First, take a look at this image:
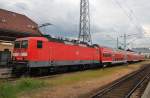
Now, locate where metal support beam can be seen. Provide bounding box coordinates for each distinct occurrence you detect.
[78,0,92,44]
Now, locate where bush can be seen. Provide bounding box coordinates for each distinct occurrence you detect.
[16,78,46,91]
[0,83,17,98]
[0,78,46,98]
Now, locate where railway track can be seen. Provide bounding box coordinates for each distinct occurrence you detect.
[0,68,70,82]
[91,64,150,98]
[0,68,12,79]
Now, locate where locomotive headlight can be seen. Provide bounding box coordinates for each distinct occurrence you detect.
[21,52,28,56]
[13,53,19,56]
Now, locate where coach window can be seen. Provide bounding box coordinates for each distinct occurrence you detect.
[37,40,43,48]
[103,53,111,57]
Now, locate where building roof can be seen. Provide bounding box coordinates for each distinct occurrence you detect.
[132,48,150,53]
[0,9,42,41]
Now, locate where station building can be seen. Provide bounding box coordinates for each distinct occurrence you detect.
[0,8,42,66]
[132,48,150,59]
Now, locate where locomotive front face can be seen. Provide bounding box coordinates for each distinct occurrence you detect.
[12,37,49,68]
[13,40,28,61]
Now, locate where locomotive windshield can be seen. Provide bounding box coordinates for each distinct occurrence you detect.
[21,40,28,48]
[14,41,21,48]
[14,40,28,48]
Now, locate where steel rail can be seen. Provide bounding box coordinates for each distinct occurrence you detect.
[91,65,150,98]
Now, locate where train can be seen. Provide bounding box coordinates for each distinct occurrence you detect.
[11,35,145,76]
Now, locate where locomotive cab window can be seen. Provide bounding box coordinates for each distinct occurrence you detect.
[21,40,28,48]
[37,40,43,48]
[14,41,21,48]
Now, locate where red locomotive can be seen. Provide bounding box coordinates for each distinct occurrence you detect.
[12,36,145,75]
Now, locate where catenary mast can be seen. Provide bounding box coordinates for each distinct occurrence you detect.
[78,0,92,44]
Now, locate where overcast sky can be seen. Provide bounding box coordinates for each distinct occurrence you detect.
[1,0,150,48]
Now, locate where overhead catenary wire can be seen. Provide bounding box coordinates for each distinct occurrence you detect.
[110,0,146,49]
[111,0,144,35]
[123,2,144,32]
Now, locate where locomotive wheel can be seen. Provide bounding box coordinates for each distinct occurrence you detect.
[103,64,107,68]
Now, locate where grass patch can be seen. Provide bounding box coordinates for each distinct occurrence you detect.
[0,78,47,98]
[45,61,149,86]
[46,66,126,86]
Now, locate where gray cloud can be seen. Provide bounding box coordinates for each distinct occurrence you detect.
[0,0,150,48]
[13,2,29,10]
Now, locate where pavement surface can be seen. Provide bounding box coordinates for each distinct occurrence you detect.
[142,81,150,98]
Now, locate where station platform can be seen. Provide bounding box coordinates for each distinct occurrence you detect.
[142,81,150,98]
[0,68,11,78]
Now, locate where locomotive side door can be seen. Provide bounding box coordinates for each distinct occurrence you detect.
[49,46,53,66]
[93,47,100,65]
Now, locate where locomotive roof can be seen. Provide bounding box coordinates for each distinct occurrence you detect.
[43,35,96,48]
[16,37,48,41]
[16,36,97,48]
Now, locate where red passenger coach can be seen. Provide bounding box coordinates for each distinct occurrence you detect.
[140,55,145,61]
[127,52,135,62]
[112,50,126,64]
[99,47,113,66]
